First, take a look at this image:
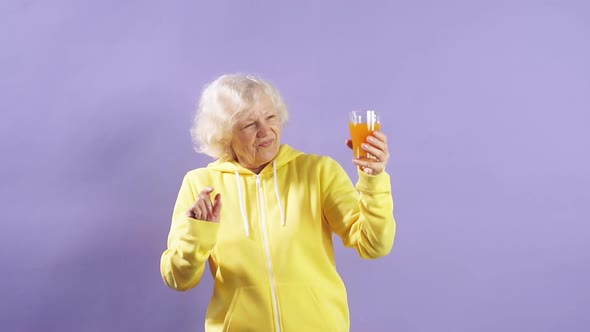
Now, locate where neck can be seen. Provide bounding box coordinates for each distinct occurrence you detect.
[248,162,269,174]
[233,158,270,174]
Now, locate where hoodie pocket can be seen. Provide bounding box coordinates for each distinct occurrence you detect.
[222,286,274,332]
[276,283,336,332]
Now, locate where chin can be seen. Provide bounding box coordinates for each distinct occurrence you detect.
[263,147,279,160]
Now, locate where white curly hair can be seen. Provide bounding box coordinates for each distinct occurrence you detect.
[190,73,289,160]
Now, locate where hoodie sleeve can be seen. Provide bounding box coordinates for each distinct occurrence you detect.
[160,173,220,291]
[321,157,396,259]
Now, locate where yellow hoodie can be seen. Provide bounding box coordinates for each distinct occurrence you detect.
[160,144,396,332]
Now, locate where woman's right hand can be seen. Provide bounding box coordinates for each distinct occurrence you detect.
[186,187,222,222]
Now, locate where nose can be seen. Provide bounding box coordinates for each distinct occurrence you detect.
[257,123,269,137]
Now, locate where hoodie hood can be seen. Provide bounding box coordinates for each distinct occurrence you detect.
[206,144,303,237]
[206,144,303,175]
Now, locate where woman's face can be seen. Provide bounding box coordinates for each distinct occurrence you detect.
[230,97,281,173]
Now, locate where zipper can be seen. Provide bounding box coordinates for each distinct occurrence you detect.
[256,175,281,332]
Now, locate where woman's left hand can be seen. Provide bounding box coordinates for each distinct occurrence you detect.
[346,131,390,175]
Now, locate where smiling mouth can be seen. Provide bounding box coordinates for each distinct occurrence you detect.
[258,140,273,147]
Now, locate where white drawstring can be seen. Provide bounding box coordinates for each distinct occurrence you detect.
[234,162,285,237]
[234,171,250,237]
[273,161,285,227]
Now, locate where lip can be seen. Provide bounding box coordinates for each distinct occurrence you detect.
[258,139,273,147]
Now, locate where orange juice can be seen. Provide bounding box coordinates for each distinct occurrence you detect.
[349,121,380,160]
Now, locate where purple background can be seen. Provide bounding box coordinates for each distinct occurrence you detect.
[2,0,589,331]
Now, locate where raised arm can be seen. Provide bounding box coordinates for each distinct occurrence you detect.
[160,175,221,291]
[321,158,396,259]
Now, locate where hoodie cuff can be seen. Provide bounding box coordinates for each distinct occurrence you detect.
[185,218,220,249]
[356,169,392,193]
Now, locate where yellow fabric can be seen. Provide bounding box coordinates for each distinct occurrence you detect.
[160,144,396,332]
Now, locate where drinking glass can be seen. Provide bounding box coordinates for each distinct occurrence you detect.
[348,110,380,160]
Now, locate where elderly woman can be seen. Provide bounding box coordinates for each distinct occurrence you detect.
[160,74,396,332]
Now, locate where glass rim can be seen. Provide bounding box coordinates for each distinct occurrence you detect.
[349,109,378,114]
[349,110,379,123]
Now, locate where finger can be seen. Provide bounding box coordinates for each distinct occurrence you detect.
[187,207,201,219]
[352,158,381,168]
[195,198,211,220]
[366,135,388,153]
[186,208,195,218]
[362,166,374,175]
[199,187,214,216]
[202,198,213,218]
[187,200,201,218]
[344,139,353,150]
[192,204,205,219]
[361,143,388,162]
[372,131,388,143]
[212,193,222,221]
[200,186,214,194]
[352,158,384,175]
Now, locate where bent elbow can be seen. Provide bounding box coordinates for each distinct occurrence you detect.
[360,240,394,259]
[360,223,396,259]
[161,269,200,292]
[160,253,201,291]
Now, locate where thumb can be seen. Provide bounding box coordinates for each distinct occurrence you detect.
[345,139,353,150]
[212,193,222,220]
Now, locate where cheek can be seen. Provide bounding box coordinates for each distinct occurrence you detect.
[272,126,281,137]
[239,134,256,150]
[236,132,253,144]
